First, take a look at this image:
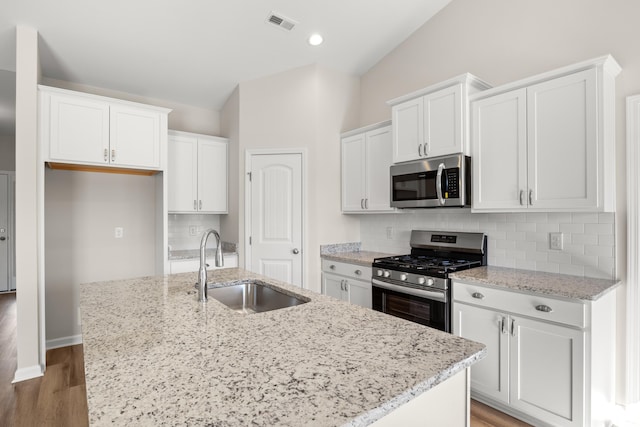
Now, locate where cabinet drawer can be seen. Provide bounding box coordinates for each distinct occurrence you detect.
[321,259,372,280]
[453,281,586,328]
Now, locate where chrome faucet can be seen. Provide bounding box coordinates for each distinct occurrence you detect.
[198,228,224,302]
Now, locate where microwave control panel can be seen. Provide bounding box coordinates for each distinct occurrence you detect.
[444,168,460,199]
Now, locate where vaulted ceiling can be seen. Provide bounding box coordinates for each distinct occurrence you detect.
[0,0,451,115]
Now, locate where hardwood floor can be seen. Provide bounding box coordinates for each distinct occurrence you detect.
[0,292,88,427]
[1,291,530,426]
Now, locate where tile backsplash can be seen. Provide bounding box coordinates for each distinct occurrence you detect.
[168,214,221,251]
[360,210,616,279]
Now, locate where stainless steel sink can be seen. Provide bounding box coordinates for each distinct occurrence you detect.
[207,280,309,314]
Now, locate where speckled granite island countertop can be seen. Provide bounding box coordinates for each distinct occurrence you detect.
[450,266,620,301]
[80,268,485,426]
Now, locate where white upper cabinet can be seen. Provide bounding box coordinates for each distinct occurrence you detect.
[471,55,621,212]
[388,74,491,163]
[40,85,170,171]
[168,130,228,214]
[341,121,394,213]
[110,104,162,169]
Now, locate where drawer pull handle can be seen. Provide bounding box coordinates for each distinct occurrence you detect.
[472,292,485,300]
[355,269,362,276]
[330,265,336,270]
[500,317,507,334]
[535,304,553,313]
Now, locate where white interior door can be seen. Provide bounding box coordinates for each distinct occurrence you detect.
[248,153,303,286]
[0,174,9,291]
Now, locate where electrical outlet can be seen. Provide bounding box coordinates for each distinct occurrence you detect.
[189,226,197,236]
[386,226,394,239]
[549,232,563,250]
[114,227,124,238]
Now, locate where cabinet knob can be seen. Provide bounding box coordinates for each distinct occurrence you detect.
[329,264,336,270]
[472,292,485,300]
[354,269,361,275]
[104,148,108,162]
[0,236,6,241]
[535,304,553,313]
[292,248,299,255]
[111,149,116,162]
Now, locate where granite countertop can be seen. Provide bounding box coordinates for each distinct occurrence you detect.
[320,251,394,267]
[319,242,397,267]
[80,268,485,426]
[450,266,621,301]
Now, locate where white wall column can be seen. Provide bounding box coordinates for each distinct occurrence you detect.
[13,25,44,382]
[625,94,640,406]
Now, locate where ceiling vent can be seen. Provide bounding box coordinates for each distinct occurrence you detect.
[266,12,297,31]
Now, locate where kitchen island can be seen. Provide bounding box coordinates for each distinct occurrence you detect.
[80,268,485,426]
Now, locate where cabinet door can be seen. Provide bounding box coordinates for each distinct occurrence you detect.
[510,316,584,427]
[392,97,423,163]
[527,69,597,210]
[48,92,109,164]
[110,104,161,169]
[364,126,393,212]
[168,135,198,212]
[341,133,366,212]
[198,138,228,213]
[322,272,346,301]
[424,84,462,157]
[453,303,509,403]
[471,89,528,211]
[345,278,372,309]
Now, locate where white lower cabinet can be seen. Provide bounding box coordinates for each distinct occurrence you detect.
[453,280,615,427]
[321,259,372,308]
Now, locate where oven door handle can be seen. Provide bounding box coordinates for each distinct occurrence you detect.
[372,278,447,303]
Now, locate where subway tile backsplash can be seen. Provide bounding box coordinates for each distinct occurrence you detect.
[359,210,616,280]
[168,214,221,251]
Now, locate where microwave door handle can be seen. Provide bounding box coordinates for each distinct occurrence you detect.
[436,163,445,205]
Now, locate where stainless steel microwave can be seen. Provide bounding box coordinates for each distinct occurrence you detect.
[390,153,471,208]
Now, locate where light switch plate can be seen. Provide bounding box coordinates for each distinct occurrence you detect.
[549,232,563,250]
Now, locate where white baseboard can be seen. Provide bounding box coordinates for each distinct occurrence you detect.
[12,365,44,383]
[46,334,83,350]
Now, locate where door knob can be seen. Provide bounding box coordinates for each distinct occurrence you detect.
[292,248,299,254]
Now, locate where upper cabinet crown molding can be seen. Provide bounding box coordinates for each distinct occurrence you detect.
[387,73,492,163]
[469,55,621,102]
[39,85,171,173]
[471,55,620,213]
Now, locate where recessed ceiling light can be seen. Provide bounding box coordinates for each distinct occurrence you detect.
[308,33,324,46]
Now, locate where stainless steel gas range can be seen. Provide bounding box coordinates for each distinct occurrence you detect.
[372,230,487,332]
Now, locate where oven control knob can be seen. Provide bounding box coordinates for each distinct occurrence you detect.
[400,274,407,281]
[383,270,390,278]
[417,277,426,285]
[426,278,435,287]
[376,269,383,277]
